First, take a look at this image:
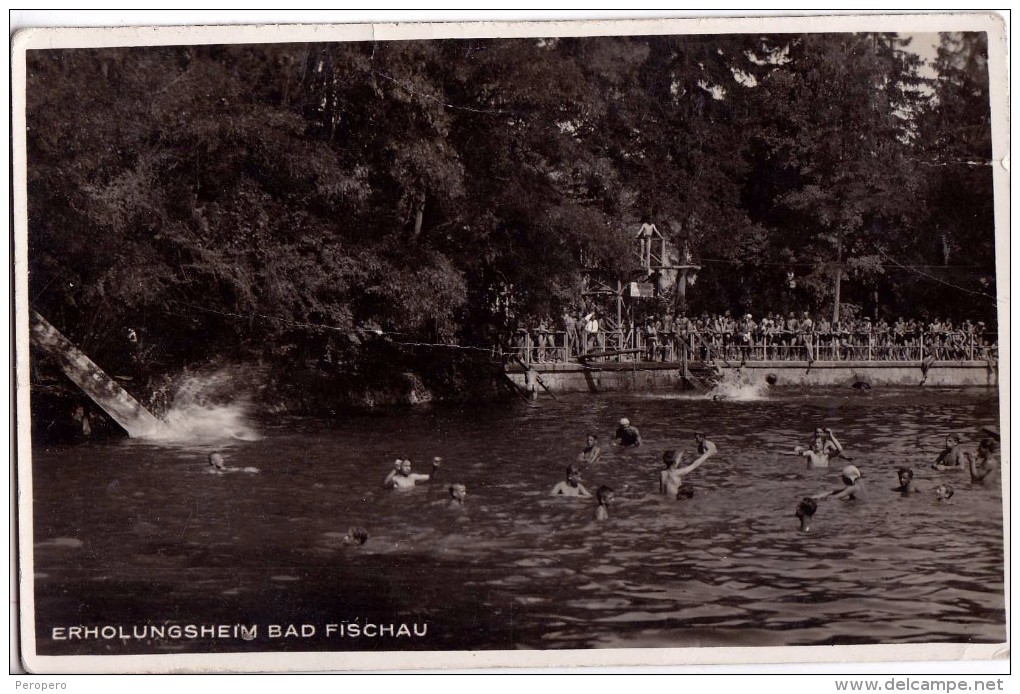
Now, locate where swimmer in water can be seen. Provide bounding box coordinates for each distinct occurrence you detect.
[692,432,718,467]
[812,465,866,501]
[383,456,440,490]
[933,484,955,501]
[594,485,614,521]
[967,438,999,486]
[810,427,839,454]
[578,433,602,465]
[343,527,369,546]
[791,428,843,469]
[208,452,226,473]
[795,497,817,532]
[207,452,259,474]
[893,467,922,496]
[550,464,591,497]
[613,418,642,447]
[447,483,467,509]
[659,449,710,500]
[932,433,966,471]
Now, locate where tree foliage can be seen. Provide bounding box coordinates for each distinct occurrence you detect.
[24,31,998,387]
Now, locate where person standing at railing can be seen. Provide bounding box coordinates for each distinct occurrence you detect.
[800,311,814,362]
[756,315,770,360]
[661,311,675,362]
[830,321,844,361]
[583,311,599,354]
[893,318,907,361]
[514,327,530,365]
[692,314,705,360]
[562,309,578,360]
[947,328,965,360]
[574,311,588,358]
[737,313,755,364]
[643,317,658,362]
[974,321,987,356]
[875,318,891,359]
[815,315,831,361]
[861,317,872,361]
[927,319,941,360]
[535,317,550,363]
[709,312,723,353]
[783,312,799,360]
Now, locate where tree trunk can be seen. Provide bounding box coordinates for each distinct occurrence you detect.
[832,230,843,324]
[412,194,425,240]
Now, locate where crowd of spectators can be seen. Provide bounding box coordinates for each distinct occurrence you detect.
[511,309,997,364]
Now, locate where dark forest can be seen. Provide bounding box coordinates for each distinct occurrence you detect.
[25,32,997,406]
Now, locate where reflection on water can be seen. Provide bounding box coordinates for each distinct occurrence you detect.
[31,386,1004,653]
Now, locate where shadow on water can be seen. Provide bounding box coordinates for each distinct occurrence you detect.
[31,386,1004,654]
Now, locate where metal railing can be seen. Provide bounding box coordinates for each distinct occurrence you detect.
[503,329,997,367]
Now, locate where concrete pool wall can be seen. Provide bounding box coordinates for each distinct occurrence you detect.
[506,361,998,393]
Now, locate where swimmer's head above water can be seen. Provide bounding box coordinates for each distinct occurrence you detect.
[344,527,369,546]
[896,467,914,486]
[209,452,226,471]
[565,464,582,486]
[796,497,817,532]
[841,465,862,486]
[934,484,954,501]
[662,450,682,468]
[596,485,614,506]
[448,483,467,502]
[796,497,817,519]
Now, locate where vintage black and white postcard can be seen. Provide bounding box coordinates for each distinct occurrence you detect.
[13,12,1009,673]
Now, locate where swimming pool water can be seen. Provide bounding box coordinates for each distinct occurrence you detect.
[29,386,1005,653]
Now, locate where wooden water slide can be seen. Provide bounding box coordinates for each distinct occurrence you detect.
[29,310,161,437]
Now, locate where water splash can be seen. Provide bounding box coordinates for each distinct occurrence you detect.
[139,368,261,444]
[708,369,770,401]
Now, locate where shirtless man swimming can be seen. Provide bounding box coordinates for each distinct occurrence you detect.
[593,485,614,521]
[932,434,967,471]
[578,433,602,465]
[791,428,843,469]
[551,464,592,497]
[968,438,999,486]
[447,483,468,509]
[383,457,440,490]
[659,449,711,500]
[207,452,259,474]
[892,467,922,496]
